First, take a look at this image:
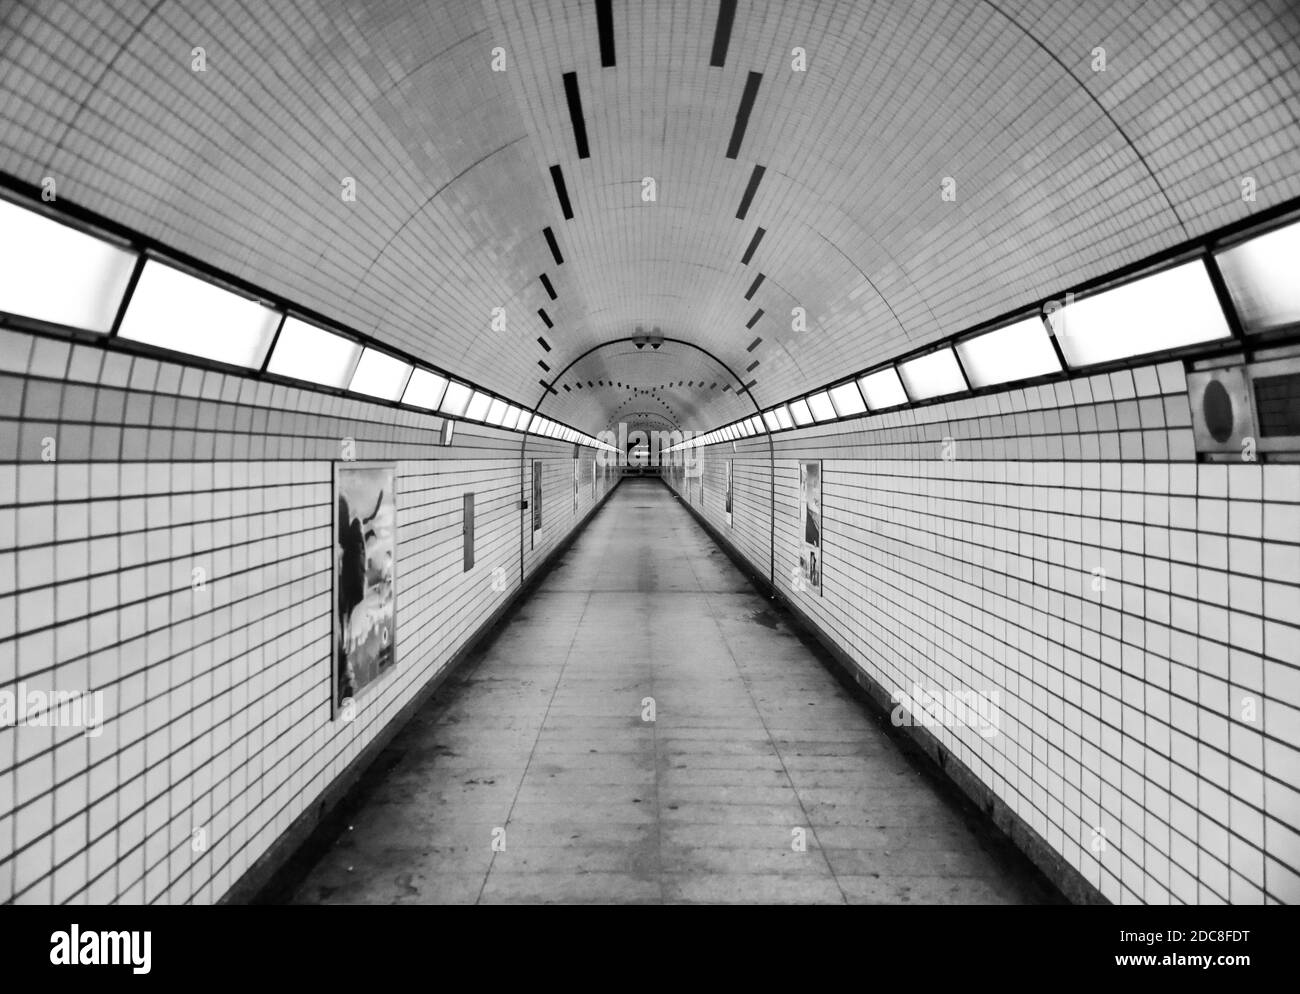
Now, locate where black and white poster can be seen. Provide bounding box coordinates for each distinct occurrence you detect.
[725,458,733,527]
[334,462,398,714]
[799,460,822,594]
[532,459,542,547]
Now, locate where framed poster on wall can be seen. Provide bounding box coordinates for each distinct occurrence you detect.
[725,459,733,527]
[573,458,579,513]
[799,460,822,595]
[531,459,542,548]
[333,462,398,717]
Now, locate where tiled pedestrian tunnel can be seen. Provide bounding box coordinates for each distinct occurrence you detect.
[288,479,1058,905]
[1,0,1299,906]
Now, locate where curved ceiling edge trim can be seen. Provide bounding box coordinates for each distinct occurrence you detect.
[516,336,777,584]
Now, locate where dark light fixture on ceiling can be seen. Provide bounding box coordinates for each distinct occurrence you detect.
[632,325,663,350]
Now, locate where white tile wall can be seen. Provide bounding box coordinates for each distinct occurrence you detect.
[0,327,614,904]
[670,359,1300,905]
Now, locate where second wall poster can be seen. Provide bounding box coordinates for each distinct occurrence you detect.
[725,459,733,527]
[532,460,542,548]
[799,460,822,594]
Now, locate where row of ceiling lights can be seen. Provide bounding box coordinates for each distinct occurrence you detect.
[0,191,617,453]
[671,209,1300,450]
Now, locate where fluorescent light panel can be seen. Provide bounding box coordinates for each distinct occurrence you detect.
[1048,260,1232,367]
[857,367,907,410]
[957,317,1060,388]
[267,316,360,388]
[1215,220,1300,334]
[0,198,138,333]
[118,259,280,369]
[402,368,449,410]
[788,397,813,425]
[898,347,966,401]
[349,347,412,401]
[440,381,473,417]
[806,391,835,421]
[829,381,867,416]
[465,391,492,422]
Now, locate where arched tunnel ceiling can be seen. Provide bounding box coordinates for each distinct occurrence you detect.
[2,0,1298,434]
[556,340,752,432]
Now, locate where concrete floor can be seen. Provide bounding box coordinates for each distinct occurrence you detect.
[291,478,1058,904]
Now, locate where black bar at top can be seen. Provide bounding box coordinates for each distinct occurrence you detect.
[550,164,574,220]
[544,226,564,264]
[596,0,615,67]
[736,164,765,219]
[726,71,762,159]
[563,72,590,159]
[710,0,738,67]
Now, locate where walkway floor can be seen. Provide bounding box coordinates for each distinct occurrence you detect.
[290,477,1058,904]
